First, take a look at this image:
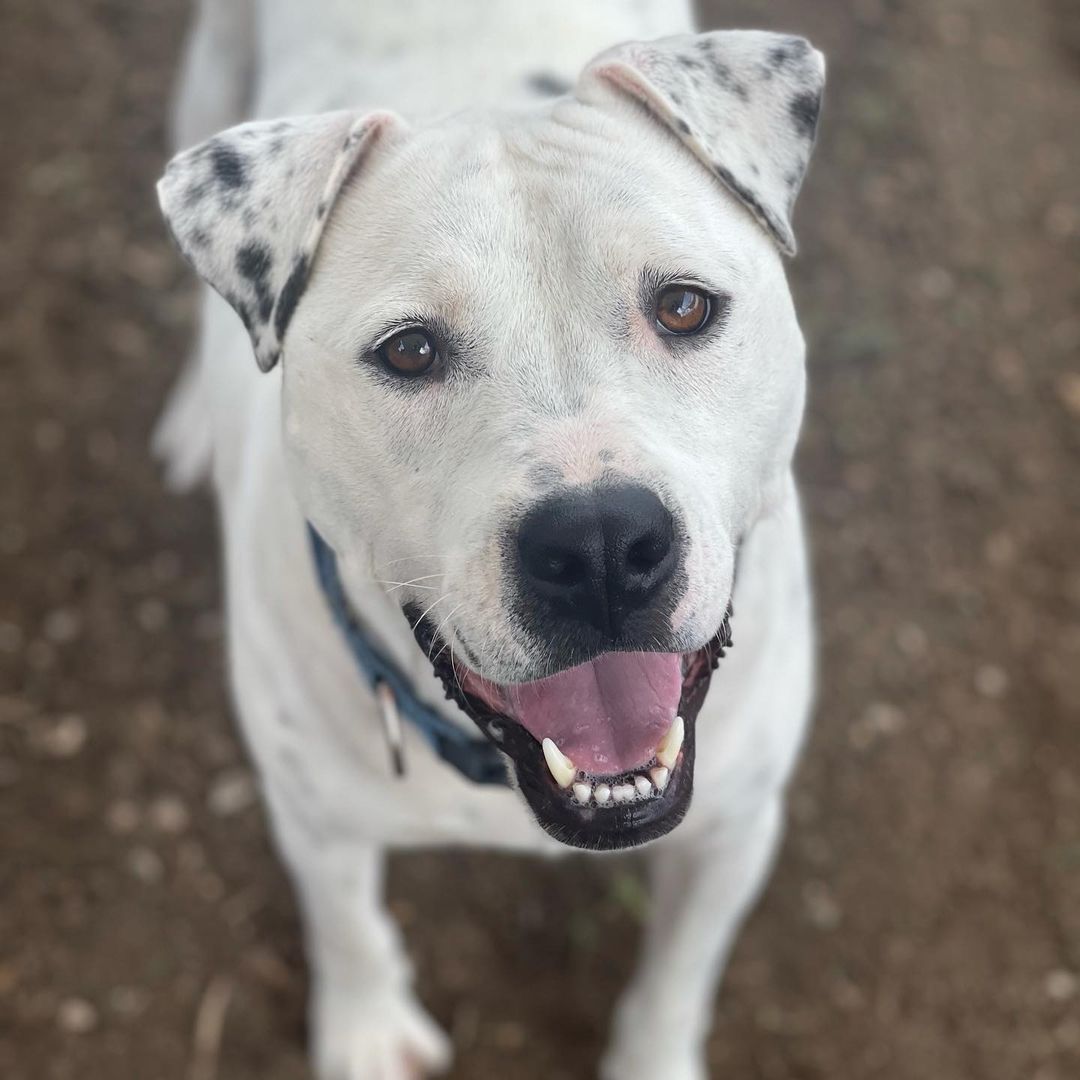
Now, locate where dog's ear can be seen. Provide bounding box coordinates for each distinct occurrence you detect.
[579,31,825,256]
[157,110,398,371]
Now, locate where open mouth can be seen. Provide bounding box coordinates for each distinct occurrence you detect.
[408,606,733,851]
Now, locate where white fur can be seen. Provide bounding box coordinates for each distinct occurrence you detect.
[158,1,822,1076]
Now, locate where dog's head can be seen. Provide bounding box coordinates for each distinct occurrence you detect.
[159,31,824,850]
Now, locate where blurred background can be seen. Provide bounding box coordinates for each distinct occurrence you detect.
[2,0,1079,1077]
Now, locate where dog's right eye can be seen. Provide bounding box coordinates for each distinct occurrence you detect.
[377,329,440,377]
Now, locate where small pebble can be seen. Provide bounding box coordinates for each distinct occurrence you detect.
[1046,969,1078,1002]
[974,664,1009,699]
[127,845,164,884]
[208,769,257,817]
[803,880,842,930]
[849,702,906,750]
[149,794,190,834]
[57,997,98,1035]
[36,715,87,758]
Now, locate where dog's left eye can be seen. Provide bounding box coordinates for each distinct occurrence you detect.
[377,329,440,377]
[655,286,712,336]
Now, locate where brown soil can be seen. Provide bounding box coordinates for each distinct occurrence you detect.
[2,1,1079,1078]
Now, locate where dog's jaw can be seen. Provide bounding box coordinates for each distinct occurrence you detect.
[406,603,732,850]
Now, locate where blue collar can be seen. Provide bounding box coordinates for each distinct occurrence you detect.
[307,525,509,786]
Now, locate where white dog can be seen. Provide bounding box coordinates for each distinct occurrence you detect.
[155,1,824,1076]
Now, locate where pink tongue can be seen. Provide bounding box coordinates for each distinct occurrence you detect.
[506,652,682,775]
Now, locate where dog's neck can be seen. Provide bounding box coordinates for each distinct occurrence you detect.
[251,0,694,118]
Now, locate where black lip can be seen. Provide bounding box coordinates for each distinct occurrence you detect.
[405,605,733,851]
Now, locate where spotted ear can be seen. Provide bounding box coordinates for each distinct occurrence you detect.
[580,31,825,256]
[157,110,398,371]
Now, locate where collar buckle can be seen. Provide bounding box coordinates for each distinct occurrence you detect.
[374,679,406,778]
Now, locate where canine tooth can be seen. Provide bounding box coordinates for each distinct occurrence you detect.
[650,766,670,792]
[594,784,611,805]
[542,738,576,789]
[573,782,592,805]
[613,783,635,804]
[634,775,652,797]
[656,715,685,769]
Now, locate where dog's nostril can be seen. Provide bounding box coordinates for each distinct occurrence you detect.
[514,484,680,639]
[626,532,670,573]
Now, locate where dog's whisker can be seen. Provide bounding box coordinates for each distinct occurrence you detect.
[410,592,454,633]
[429,602,465,662]
[372,577,443,593]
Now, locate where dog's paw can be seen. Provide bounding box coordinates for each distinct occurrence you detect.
[313,990,451,1080]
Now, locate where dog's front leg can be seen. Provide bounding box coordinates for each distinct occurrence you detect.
[273,818,451,1080]
[602,798,784,1080]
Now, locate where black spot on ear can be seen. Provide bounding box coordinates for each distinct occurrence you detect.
[527,72,571,96]
[274,254,310,342]
[676,117,692,135]
[703,53,750,102]
[316,199,328,219]
[789,91,821,138]
[763,37,812,80]
[210,143,249,189]
[189,228,210,248]
[768,44,794,69]
[236,243,275,322]
[236,243,272,282]
[713,161,784,243]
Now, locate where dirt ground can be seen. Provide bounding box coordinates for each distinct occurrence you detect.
[2,0,1079,1077]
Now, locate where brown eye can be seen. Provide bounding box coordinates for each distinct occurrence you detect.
[655,286,711,336]
[378,329,439,376]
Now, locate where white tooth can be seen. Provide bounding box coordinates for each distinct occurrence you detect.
[613,783,635,804]
[634,775,652,797]
[594,784,611,805]
[650,766,670,792]
[573,782,592,805]
[656,715,685,769]
[542,738,576,789]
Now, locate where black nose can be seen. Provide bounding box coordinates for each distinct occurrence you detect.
[515,484,679,639]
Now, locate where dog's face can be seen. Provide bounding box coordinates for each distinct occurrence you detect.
[159,31,824,850]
